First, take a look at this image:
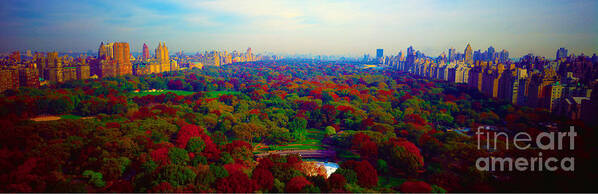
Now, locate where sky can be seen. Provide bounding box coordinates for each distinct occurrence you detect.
[0,0,596,58]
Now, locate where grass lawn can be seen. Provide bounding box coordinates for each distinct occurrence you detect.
[205,90,241,98]
[130,89,196,97]
[268,144,326,151]
[60,114,82,119]
[262,128,327,151]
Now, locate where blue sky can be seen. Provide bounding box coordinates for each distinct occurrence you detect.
[0,0,596,58]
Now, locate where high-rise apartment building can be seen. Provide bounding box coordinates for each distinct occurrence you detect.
[464,43,473,64]
[556,47,568,60]
[376,49,383,59]
[142,43,150,61]
[95,42,133,77]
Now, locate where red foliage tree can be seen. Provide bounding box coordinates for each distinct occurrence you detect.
[257,158,274,170]
[223,163,247,174]
[400,181,432,193]
[150,147,171,166]
[353,160,378,188]
[359,139,378,159]
[285,154,303,170]
[105,122,121,129]
[328,173,347,190]
[175,124,202,148]
[252,168,274,191]
[285,176,311,193]
[167,79,184,90]
[351,132,371,147]
[216,171,257,193]
[336,105,355,114]
[404,114,427,126]
[150,182,176,193]
[388,138,424,172]
[224,140,252,153]
[199,133,220,161]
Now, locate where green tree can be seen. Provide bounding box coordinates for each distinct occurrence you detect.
[157,164,196,187]
[168,147,190,165]
[83,170,106,188]
[186,137,205,153]
[210,164,229,179]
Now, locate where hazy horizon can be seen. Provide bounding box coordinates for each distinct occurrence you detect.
[1,0,596,58]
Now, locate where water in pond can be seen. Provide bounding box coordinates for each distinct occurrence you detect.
[305,159,339,178]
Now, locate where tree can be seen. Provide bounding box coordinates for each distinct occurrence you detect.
[376,159,389,174]
[151,147,171,166]
[157,164,196,187]
[168,147,189,165]
[176,124,203,148]
[359,139,378,159]
[299,162,327,177]
[167,79,184,90]
[149,182,175,193]
[328,173,347,190]
[186,137,205,153]
[385,138,424,174]
[82,170,106,188]
[285,176,311,193]
[216,171,257,193]
[252,168,274,191]
[400,181,432,193]
[333,168,357,184]
[210,164,229,179]
[273,178,285,193]
[353,161,378,188]
[288,117,307,133]
[232,123,266,144]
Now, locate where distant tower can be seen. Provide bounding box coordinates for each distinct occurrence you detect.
[376,49,384,58]
[98,42,105,59]
[96,41,132,77]
[464,43,473,64]
[556,47,568,60]
[155,42,169,62]
[155,42,170,72]
[142,43,150,61]
[487,46,495,62]
[500,49,509,63]
[247,47,252,61]
[448,48,456,62]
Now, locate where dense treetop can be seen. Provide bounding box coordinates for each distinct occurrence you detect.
[0,60,595,192]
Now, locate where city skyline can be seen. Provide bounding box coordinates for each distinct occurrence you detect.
[0,0,597,58]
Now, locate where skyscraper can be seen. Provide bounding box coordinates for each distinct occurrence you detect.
[499,49,509,63]
[448,48,456,62]
[155,42,170,72]
[376,49,383,59]
[406,46,415,71]
[95,42,133,77]
[142,43,150,61]
[247,47,252,61]
[487,46,495,62]
[464,43,473,64]
[556,47,568,60]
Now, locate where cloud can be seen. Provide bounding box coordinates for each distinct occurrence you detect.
[0,0,596,57]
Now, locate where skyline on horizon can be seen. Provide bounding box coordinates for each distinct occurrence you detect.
[1,0,597,58]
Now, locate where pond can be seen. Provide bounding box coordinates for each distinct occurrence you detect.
[306,159,339,178]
